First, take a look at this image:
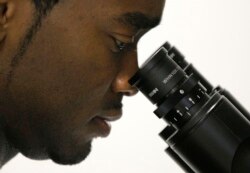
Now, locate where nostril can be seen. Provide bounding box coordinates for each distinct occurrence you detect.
[125,87,138,96]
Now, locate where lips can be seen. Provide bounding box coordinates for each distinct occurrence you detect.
[92,117,111,137]
[92,109,122,137]
[99,109,122,121]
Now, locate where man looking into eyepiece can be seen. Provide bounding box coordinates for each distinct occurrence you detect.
[0,0,165,168]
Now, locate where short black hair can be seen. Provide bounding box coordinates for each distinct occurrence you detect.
[32,0,60,16]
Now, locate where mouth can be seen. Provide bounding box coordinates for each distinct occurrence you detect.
[92,108,123,137]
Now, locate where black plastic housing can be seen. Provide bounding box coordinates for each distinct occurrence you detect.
[129,42,250,173]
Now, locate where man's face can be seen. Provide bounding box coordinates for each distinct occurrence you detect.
[0,0,165,165]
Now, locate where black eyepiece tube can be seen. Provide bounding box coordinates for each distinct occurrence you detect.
[129,42,250,173]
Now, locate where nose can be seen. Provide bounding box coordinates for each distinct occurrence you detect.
[112,51,139,96]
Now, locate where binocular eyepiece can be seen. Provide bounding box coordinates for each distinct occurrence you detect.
[129,42,213,129]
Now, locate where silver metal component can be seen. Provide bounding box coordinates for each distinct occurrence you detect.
[199,88,205,94]
[180,89,185,95]
[177,110,183,116]
[189,97,195,104]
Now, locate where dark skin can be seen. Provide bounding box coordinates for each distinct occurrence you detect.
[0,0,165,167]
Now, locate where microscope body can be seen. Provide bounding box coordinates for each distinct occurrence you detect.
[166,90,250,173]
[129,43,250,173]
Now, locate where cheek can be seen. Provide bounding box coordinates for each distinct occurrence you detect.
[9,26,117,115]
[6,10,119,136]
[6,51,117,146]
[9,52,116,116]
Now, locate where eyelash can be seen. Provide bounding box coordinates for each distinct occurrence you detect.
[115,39,128,52]
[113,38,134,53]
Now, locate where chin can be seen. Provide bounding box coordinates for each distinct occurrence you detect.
[48,140,92,165]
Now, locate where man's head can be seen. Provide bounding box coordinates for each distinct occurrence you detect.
[0,0,165,165]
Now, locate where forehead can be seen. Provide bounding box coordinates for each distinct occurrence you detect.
[49,0,165,35]
[91,0,166,30]
[61,0,165,22]
[95,0,165,18]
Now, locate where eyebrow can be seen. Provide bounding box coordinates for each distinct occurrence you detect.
[113,12,161,30]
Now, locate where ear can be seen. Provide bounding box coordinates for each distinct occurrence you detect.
[0,0,15,42]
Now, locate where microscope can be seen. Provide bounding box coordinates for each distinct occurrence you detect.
[129,42,250,173]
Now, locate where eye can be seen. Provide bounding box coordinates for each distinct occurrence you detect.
[114,39,129,52]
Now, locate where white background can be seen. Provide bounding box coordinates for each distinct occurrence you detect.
[2,0,250,172]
